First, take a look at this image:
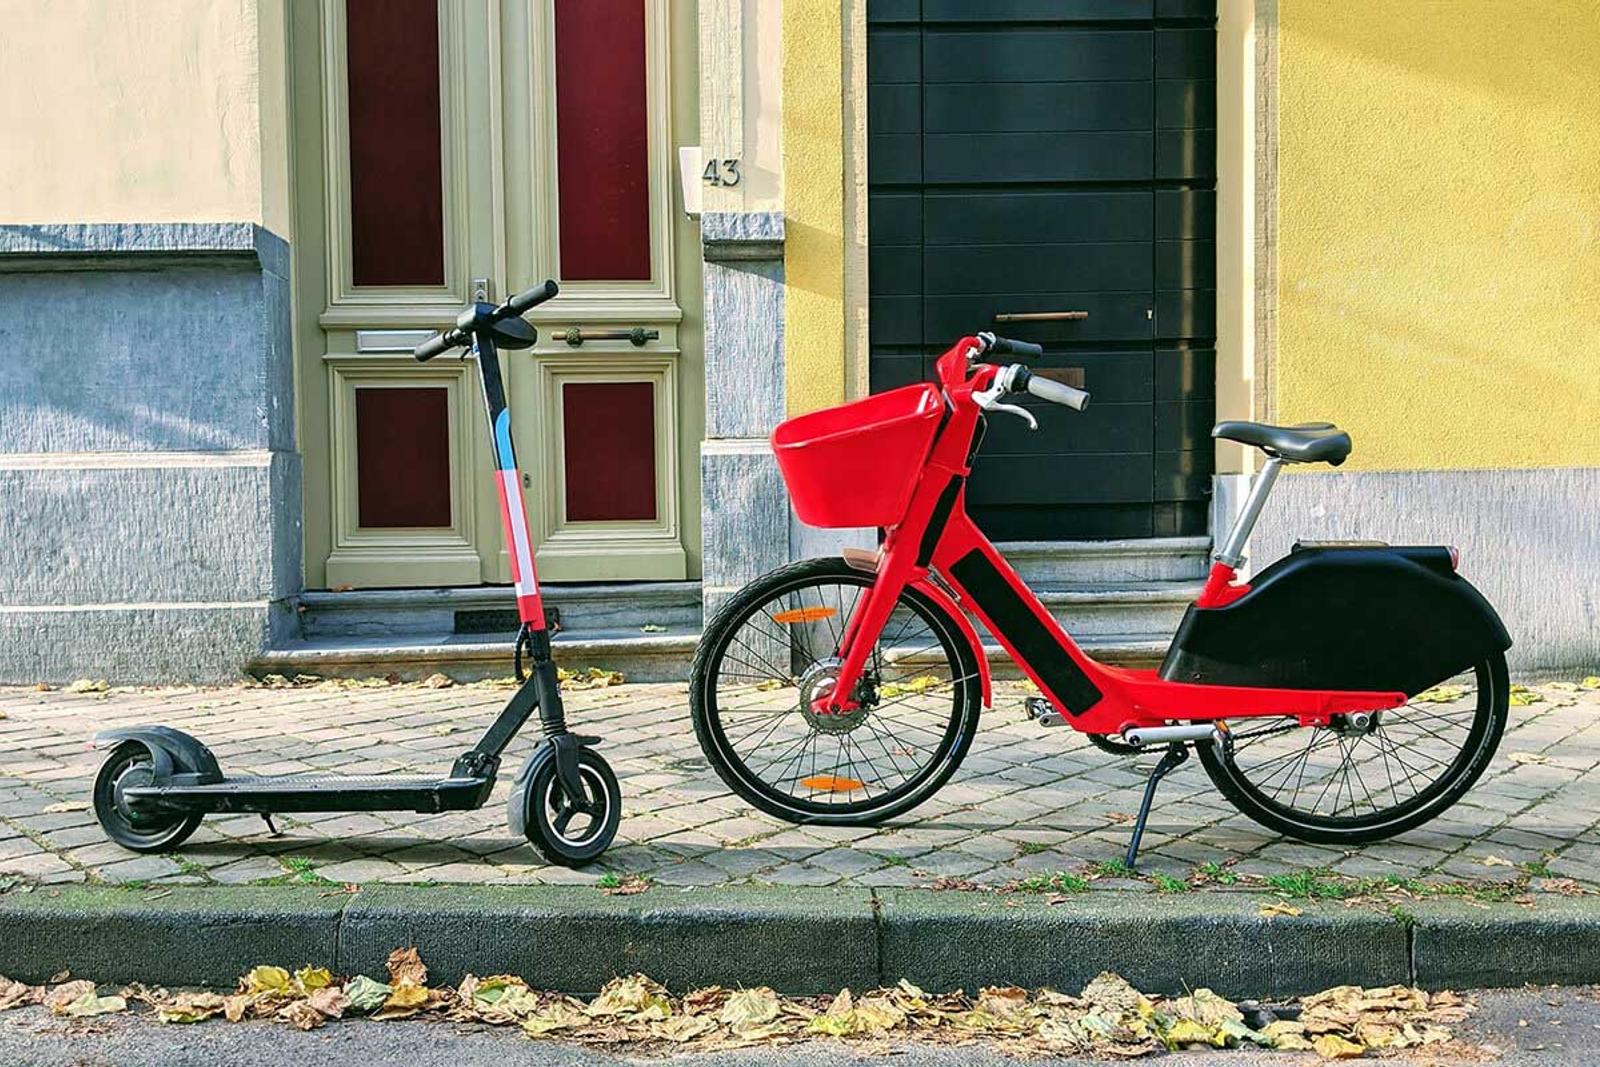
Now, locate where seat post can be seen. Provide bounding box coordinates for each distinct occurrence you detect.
[1216,455,1284,568]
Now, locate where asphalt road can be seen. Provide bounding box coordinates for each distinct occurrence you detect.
[2,987,1598,1066]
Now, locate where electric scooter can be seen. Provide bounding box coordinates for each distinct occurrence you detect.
[689,332,1512,868]
[90,281,621,866]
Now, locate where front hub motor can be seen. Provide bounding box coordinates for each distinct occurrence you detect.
[799,658,872,735]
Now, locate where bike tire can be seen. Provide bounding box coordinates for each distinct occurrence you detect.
[1197,654,1510,844]
[690,557,983,826]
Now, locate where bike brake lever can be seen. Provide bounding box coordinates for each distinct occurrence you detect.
[972,381,1038,430]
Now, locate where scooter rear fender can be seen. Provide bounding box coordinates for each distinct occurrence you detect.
[93,726,223,785]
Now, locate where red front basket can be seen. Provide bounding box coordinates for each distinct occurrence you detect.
[771,383,944,528]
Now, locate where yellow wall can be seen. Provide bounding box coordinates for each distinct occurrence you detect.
[781,0,846,416]
[1277,1,1600,470]
[0,0,289,232]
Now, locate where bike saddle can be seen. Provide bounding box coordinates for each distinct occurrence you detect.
[1212,420,1352,466]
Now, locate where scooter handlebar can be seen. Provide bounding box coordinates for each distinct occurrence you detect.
[413,328,465,362]
[505,279,559,316]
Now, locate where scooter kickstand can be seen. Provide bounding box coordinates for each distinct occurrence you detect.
[261,813,281,838]
[1124,742,1189,872]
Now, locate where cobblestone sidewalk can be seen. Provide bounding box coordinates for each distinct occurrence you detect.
[2,677,1599,892]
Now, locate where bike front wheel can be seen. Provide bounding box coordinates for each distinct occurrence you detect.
[690,557,983,825]
[1198,656,1509,844]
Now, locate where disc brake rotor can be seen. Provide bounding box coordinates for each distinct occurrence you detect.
[797,658,871,735]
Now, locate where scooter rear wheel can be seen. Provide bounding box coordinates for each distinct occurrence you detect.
[93,742,204,853]
[521,748,621,867]
[1198,656,1509,844]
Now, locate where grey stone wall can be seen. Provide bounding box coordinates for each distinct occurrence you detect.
[1250,466,1600,675]
[0,223,301,682]
[699,213,791,619]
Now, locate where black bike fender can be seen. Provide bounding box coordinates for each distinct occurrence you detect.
[1160,546,1513,694]
[93,726,223,784]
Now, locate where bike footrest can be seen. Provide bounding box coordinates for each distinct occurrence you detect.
[1027,696,1066,728]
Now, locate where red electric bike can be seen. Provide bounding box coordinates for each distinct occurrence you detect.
[690,333,1512,866]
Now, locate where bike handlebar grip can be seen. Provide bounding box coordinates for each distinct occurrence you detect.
[506,279,559,315]
[413,330,457,362]
[1026,374,1090,412]
[990,336,1045,360]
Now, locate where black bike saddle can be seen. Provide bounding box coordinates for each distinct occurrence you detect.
[1212,420,1352,466]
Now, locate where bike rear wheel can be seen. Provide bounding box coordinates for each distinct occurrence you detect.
[690,557,982,825]
[1198,656,1509,843]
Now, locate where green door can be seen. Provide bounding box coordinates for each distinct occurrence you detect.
[867,0,1217,540]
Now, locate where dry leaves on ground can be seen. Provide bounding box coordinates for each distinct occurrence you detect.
[557,667,626,690]
[0,951,1475,1059]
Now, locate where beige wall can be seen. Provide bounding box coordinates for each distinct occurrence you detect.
[0,0,290,233]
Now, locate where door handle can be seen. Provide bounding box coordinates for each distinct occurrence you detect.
[561,327,660,347]
[993,311,1089,322]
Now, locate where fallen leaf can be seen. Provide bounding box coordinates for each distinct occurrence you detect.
[1413,684,1467,703]
[879,675,944,699]
[557,667,626,691]
[1263,1019,1314,1050]
[1481,855,1516,868]
[342,975,391,1014]
[243,965,292,997]
[420,673,455,689]
[375,981,431,1019]
[0,977,43,1012]
[56,990,126,1018]
[1313,1033,1366,1058]
[44,980,96,1012]
[40,801,88,815]
[66,679,109,694]
[1509,752,1549,766]
[720,987,781,1032]
[280,999,326,1030]
[588,974,671,1021]
[308,986,349,1020]
[294,966,333,993]
[386,947,427,987]
[1259,901,1304,918]
[1509,685,1545,707]
[156,991,226,1024]
[640,624,668,634]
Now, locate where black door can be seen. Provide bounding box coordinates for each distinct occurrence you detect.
[867,0,1216,540]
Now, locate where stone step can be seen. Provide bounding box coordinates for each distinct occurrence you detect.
[994,536,1211,586]
[296,581,703,640]
[252,628,1168,686]
[1031,581,1202,639]
[251,627,701,684]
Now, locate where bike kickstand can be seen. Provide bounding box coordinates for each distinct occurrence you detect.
[1124,742,1190,872]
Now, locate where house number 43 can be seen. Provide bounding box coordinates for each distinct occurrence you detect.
[701,157,741,187]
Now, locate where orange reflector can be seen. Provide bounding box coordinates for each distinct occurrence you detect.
[801,774,865,793]
[773,605,838,624]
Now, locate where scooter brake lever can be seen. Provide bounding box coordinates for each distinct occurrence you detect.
[973,381,1038,430]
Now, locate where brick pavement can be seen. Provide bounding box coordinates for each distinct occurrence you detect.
[3,676,1600,892]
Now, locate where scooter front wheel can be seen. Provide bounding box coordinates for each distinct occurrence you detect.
[93,742,204,853]
[519,748,621,867]
[1198,656,1509,844]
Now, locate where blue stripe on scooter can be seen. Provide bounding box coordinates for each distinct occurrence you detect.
[494,409,516,470]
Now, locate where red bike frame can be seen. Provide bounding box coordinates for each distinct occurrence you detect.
[820,337,1407,735]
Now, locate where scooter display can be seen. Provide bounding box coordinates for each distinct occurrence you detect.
[689,332,1512,868]
[90,281,621,866]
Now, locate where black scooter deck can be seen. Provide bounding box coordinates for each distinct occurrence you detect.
[122,774,493,815]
